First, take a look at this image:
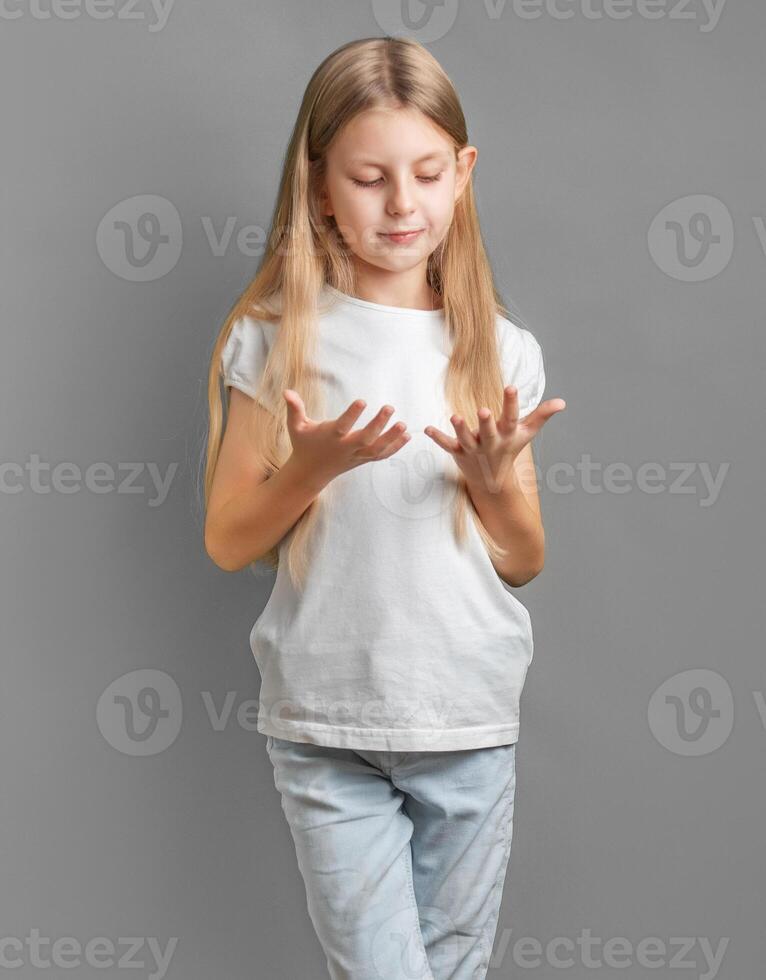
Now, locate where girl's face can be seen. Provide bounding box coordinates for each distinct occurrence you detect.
[319,107,476,278]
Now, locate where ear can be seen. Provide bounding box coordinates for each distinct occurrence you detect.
[454,145,478,202]
[318,180,334,218]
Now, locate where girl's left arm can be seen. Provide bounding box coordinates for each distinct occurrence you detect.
[465,441,544,588]
[425,386,566,588]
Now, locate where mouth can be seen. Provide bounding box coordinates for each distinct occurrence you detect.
[379,228,425,244]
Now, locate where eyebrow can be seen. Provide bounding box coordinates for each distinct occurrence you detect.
[348,151,451,166]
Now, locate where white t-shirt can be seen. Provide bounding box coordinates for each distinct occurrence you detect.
[221,284,546,751]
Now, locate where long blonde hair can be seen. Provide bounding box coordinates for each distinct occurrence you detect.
[204,35,524,590]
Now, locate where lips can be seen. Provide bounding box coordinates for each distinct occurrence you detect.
[380,228,424,244]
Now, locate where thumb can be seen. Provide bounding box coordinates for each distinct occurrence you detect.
[283,389,307,425]
[522,397,566,435]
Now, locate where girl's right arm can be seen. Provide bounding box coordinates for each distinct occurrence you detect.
[205,386,411,571]
[204,388,329,572]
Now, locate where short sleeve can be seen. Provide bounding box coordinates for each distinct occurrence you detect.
[498,317,546,418]
[221,316,273,406]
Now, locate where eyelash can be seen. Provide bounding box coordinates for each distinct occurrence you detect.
[351,174,443,188]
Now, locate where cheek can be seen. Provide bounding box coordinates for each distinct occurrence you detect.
[430,185,456,223]
[334,190,378,231]
[423,192,455,240]
[330,195,385,253]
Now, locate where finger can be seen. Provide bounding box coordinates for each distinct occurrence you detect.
[476,406,499,444]
[334,398,368,436]
[424,425,460,453]
[283,389,309,426]
[374,427,412,460]
[520,397,567,435]
[366,419,408,455]
[498,385,520,429]
[358,404,396,445]
[450,414,478,451]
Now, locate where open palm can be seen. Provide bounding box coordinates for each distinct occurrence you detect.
[424,385,566,490]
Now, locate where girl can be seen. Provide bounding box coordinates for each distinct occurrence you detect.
[203,35,565,980]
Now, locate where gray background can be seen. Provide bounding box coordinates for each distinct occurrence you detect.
[2,1,763,977]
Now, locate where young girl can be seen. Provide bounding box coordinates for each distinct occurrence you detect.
[204,35,565,980]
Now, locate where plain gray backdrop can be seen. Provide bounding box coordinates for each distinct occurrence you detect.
[2,1,763,977]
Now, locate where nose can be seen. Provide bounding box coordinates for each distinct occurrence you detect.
[385,176,417,217]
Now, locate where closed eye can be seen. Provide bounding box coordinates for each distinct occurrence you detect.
[351,174,443,188]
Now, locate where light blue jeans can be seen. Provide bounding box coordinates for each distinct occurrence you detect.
[265,735,517,980]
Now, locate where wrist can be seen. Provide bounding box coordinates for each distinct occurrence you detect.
[465,452,522,498]
[281,453,334,497]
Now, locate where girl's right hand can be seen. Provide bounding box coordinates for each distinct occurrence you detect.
[282,389,411,489]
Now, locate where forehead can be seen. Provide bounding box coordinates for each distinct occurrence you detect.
[328,108,454,165]
[347,150,453,167]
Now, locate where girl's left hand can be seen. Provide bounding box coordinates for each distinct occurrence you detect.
[424,386,566,491]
